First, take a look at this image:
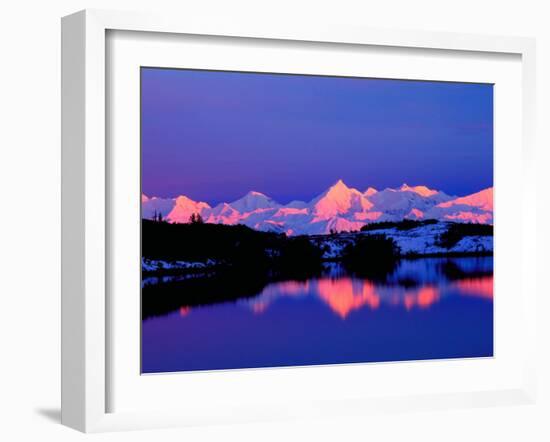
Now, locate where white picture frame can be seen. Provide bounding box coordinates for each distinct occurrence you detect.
[61,9,538,433]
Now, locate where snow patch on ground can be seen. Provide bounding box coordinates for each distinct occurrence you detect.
[310,222,492,259]
[450,236,493,253]
[142,258,218,273]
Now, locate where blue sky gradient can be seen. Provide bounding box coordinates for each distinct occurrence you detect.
[141,68,493,204]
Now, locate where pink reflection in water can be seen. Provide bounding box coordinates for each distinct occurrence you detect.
[177,275,492,320]
[454,276,493,299]
[244,277,448,318]
[316,278,380,319]
[242,274,494,318]
[403,287,439,310]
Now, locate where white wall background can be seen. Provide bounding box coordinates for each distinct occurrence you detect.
[0,1,548,441]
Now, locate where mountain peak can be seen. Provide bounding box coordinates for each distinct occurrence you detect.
[229,191,280,213]
[438,187,493,211]
[173,194,211,210]
[247,190,267,197]
[323,179,359,198]
[364,187,378,197]
[399,183,438,197]
[175,194,199,205]
[312,179,372,218]
[324,179,355,197]
[331,179,348,189]
[166,195,211,223]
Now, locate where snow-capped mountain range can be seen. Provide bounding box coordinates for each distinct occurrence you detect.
[142,180,493,236]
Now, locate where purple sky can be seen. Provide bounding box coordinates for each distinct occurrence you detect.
[141,68,493,204]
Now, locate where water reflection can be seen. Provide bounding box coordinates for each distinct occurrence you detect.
[317,279,380,317]
[142,257,493,320]
[238,259,492,318]
[453,276,493,299]
[142,256,494,373]
[143,257,493,319]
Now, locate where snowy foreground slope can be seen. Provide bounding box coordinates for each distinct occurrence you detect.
[142,180,493,236]
[310,222,493,260]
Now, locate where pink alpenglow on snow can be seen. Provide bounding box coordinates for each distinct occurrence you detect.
[166,195,211,223]
[311,180,373,219]
[438,187,493,212]
[364,187,378,197]
[426,187,494,224]
[142,180,494,236]
[406,208,425,220]
[399,183,439,197]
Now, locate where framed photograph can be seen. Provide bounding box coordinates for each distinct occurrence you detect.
[61,9,538,432]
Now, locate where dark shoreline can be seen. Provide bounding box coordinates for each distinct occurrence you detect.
[141,219,493,284]
[142,251,493,277]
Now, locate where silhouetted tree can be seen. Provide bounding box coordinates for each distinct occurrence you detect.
[341,234,400,281]
[438,222,493,248]
[189,213,205,224]
[360,219,438,232]
[151,210,165,223]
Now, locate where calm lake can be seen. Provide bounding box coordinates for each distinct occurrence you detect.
[141,256,493,373]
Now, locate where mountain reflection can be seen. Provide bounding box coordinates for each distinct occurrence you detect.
[453,276,493,300]
[242,278,448,317]
[317,279,380,317]
[237,259,493,318]
[143,257,493,320]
